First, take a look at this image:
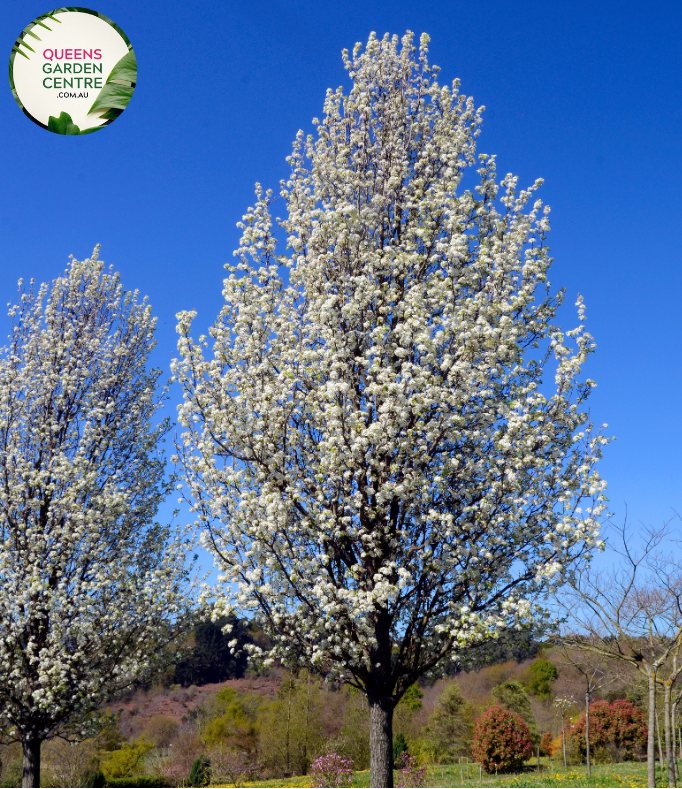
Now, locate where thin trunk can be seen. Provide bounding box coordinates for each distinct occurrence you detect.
[670,702,680,783]
[285,673,293,776]
[650,674,658,788]
[369,694,393,789]
[561,715,567,768]
[665,687,675,788]
[672,703,679,784]
[659,711,666,767]
[585,690,591,778]
[22,736,41,789]
[303,675,311,773]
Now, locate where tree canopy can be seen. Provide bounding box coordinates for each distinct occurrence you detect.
[174,31,607,787]
[0,251,192,787]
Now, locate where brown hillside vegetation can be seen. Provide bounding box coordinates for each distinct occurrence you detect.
[105,648,639,763]
[108,675,283,740]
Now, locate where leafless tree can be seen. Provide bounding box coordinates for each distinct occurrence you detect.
[555,646,616,777]
[553,696,575,767]
[555,520,682,788]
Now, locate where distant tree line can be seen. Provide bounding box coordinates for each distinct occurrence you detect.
[447,631,543,675]
[165,616,270,687]
[163,618,541,690]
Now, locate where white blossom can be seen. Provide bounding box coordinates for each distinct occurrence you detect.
[173,31,609,787]
[0,250,193,786]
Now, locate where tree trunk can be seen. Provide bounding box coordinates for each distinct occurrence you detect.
[665,686,675,788]
[561,715,567,768]
[585,690,591,778]
[672,702,679,784]
[303,674,311,774]
[659,712,666,767]
[650,673,658,788]
[369,694,393,789]
[285,672,293,776]
[22,736,41,789]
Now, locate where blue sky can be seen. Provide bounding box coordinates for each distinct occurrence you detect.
[2,0,681,556]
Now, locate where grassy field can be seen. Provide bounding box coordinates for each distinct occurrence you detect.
[212,759,675,788]
[424,761,655,788]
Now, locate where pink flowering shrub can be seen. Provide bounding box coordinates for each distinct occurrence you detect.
[472,704,533,773]
[310,753,354,788]
[395,752,427,787]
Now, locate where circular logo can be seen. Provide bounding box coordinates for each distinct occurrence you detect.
[9,8,136,135]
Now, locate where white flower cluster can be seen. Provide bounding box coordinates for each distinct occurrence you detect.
[173,32,608,700]
[0,250,192,744]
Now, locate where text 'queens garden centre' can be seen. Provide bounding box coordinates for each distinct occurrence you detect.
[9,9,136,134]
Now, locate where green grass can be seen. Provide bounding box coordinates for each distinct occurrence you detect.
[232,773,370,788]
[212,759,674,788]
[426,761,648,787]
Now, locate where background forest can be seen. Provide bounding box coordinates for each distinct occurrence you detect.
[0,622,660,788]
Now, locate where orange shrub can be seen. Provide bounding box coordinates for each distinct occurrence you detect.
[549,734,563,758]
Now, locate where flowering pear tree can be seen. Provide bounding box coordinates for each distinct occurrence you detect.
[0,250,192,788]
[173,32,608,787]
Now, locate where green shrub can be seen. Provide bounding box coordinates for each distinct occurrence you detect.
[330,687,370,770]
[257,675,326,776]
[393,732,409,763]
[100,739,153,780]
[400,685,424,711]
[526,659,558,698]
[491,680,539,744]
[419,683,474,762]
[84,770,106,787]
[200,689,257,749]
[189,755,211,787]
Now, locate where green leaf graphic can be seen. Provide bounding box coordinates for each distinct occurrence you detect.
[98,108,124,120]
[106,50,136,84]
[47,112,103,135]
[48,112,81,134]
[87,50,136,116]
[10,10,62,65]
[88,82,134,113]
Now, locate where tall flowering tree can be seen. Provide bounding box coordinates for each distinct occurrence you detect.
[173,32,607,787]
[0,250,192,788]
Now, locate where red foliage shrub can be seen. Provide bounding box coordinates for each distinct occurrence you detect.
[540,732,554,756]
[567,699,647,761]
[472,704,533,773]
